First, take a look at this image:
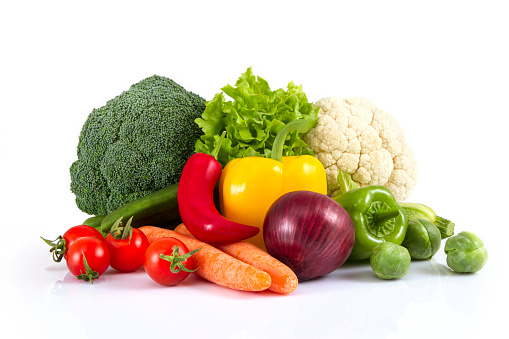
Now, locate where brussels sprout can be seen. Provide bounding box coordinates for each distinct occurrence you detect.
[444,231,488,273]
[401,218,441,260]
[370,242,411,279]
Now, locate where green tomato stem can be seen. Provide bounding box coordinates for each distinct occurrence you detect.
[40,235,66,263]
[109,216,134,244]
[76,252,99,284]
[159,247,202,273]
[271,119,310,162]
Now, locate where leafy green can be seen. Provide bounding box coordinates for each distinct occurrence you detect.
[194,67,318,166]
[335,169,360,195]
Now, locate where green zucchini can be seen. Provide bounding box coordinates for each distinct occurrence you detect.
[83,215,106,229]
[100,183,181,233]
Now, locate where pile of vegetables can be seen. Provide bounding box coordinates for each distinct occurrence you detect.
[43,68,487,291]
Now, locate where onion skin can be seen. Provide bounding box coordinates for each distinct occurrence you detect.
[263,191,355,281]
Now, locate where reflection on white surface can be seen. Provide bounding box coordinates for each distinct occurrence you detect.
[0,230,503,339]
[3,245,489,339]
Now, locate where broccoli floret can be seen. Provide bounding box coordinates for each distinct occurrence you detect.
[70,75,205,216]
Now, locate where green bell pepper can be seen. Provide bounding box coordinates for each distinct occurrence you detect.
[333,185,408,261]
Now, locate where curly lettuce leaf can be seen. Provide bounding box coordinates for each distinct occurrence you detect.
[194,67,318,166]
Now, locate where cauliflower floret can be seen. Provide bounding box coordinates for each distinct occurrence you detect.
[304,97,417,201]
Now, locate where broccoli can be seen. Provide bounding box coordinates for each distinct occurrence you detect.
[70,75,205,216]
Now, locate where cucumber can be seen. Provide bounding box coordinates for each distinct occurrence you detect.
[100,183,181,233]
[83,215,106,229]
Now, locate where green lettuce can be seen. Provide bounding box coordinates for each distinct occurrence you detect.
[194,67,318,166]
[335,168,360,196]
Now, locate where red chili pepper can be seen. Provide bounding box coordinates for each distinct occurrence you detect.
[177,133,260,244]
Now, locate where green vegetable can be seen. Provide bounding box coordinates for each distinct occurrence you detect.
[194,67,318,167]
[370,242,411,280]
[335,168,360,195]
[100,183,181,234]
[82,215,106,229]
[399,202,455,239]
[70,75,205,216]
[444,231,488,273]
[401,218,441,260]
[333,185,408,261]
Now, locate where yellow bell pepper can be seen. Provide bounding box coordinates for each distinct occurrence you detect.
[219,119,327,251]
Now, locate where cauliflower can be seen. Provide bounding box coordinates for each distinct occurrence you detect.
[304,97,417,201]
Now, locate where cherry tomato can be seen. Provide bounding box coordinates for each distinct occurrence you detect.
[144,237,199,286]
[66,237,110,283]
[62,225,104,258]
[42,225,104,262]
[105,228,149,272]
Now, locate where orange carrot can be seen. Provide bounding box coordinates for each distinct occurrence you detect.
[175,224,298,294]
[139,226,271,292]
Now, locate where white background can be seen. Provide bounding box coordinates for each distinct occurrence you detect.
[1,1,508,338]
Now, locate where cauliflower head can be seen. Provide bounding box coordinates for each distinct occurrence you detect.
[304,97,417,201]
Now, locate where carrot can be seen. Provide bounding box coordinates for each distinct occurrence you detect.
[139,226,271,292]
[175,224,298,294]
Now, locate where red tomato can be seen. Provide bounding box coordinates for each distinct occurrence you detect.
[66,237,110,283]
[105,228,149,272]
[42,225,104,262]
[62,225,104,259]
[144,237,198,286]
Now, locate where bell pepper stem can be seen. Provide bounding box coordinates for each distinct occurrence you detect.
[211,131,226,160]
[373,210,400,223]
[271,119,310,162]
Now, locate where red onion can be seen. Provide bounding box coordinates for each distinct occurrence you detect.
[263,191,355,281]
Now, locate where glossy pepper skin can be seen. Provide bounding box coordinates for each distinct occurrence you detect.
[178,134,260,244]
[219,120,327,251]
[333,185,408,260]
